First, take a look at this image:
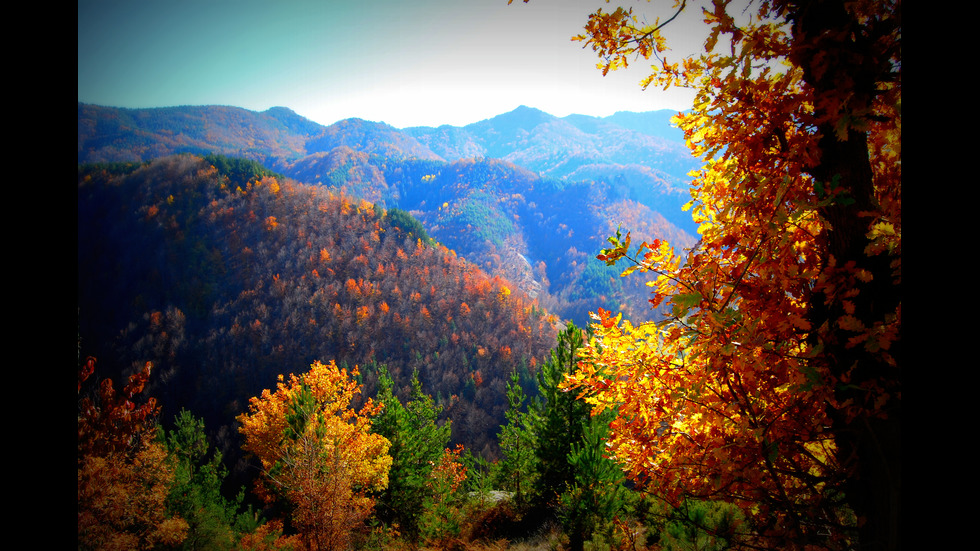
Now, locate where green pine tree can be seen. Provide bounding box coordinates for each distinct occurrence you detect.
[528,323,630,551]
[658,500,743,551]
[496,369,538,508]
[561,408,627,551]
[372,367,451,540]
[530,322,591,509]
[163,409,259,550]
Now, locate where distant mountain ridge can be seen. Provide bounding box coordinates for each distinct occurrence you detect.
[77,102,698,228]
[77,103,442,164]
[78,103,312,163]
[405,105,695,183]
[78,102,701,325]
[78,103,693,177]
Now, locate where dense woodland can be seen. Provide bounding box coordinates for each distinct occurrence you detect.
[79,0,900,549]
[78,155,558,460]
[78,155,693,550]
[78,102,698,327]
[75,153,732,551]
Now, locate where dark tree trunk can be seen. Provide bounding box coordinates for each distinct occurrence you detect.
[789,1,902,549]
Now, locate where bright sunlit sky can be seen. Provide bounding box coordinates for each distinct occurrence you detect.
[78,0,706,129]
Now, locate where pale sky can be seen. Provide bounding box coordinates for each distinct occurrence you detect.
[78,0,705,128]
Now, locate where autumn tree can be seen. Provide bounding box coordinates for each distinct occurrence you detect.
[78,357,189,550]
[237,360,392,551]
[531,0,902,549]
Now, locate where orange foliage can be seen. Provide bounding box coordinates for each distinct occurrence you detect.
[78,358,188,549]
[238,519,302,551]
[345,278,361,297]
[356,305,371,325]
[238,360,391,551]
[560,0,901,548]
[78,358,159,460]
[428,444,467,495]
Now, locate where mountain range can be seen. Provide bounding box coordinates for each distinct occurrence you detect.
[79,102,700,325]
[78,101,707,473]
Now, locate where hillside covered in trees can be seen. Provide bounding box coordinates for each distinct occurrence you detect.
[78,155,558,463]
[79,155,710,551]
[78,103,698,326]
[77,102,711,551]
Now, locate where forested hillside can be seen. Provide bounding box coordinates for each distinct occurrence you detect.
[406,105,698,212]
[78,104,315,163]
[78,155,558,464]
[78,103,698,325]
[376,156,695,323]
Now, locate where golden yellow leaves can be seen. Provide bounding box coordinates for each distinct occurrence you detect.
[78,434,189,550]
[78,359,188,550]
[559,0,901,546]
[266,176,281,195]
[238,361,392,547]
[578,304,838,508]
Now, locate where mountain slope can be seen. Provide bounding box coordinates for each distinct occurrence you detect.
[78,104,314,163]
[78,155,558,462]
[377,156,696,324]
[78,103,701,324]
[78,103,441,165]
[406,105,698,182]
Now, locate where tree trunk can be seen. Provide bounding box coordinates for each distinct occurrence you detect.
[790,1,902,549]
